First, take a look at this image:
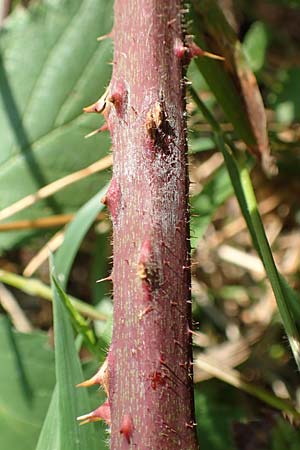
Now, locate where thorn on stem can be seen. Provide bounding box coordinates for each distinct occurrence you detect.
[76,358,109,395]
[185,421,197,429]
[108,80,127,116]
[138,305,154,319]
[83,85,111,116]
[174,36,224,63]
[104,178,121,221]
[187,37,224,61]
[84,123,109,139]
[97,31,113,42]
[120,414,134,444]
[96,275,112,284]
[77,400,111,426]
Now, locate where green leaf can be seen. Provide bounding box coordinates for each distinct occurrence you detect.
[189,0,275,175]
[189,87,300,370]
[52,276,100,356]
[35,387,59,450]
[55,183,109,287]
[0,0,113,250]
[94,297,113,346]
[36,184,110,449]
[50,258,102,450]
[195,384,243,450]
[0,316,55,450]
[243,22,269,73]
[191,164,233,248]
[195,379,300,450]
[188,136,216,154]
[271,417,300,450]
[189,0,255,146]
[274,68,300,125]
[217,135,300,370]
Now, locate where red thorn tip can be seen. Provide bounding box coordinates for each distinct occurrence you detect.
[101,122,109,131]
[106,178,121,220]
[108,80,127,116]
[77,400,111,426]
[174,38,188,59]
[120,414,134,444]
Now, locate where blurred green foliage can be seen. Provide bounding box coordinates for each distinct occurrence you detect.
[0,0,300,449]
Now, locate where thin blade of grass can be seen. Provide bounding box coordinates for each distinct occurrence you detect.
[2,315,32,403]
[190,88,300,370]
[219,142,300,369]
[0,270,107,322]
[50,256,101,450]
[35,387,59,450]
[55,184,109,288]
[36,185,110,449]
[52,276,100,357]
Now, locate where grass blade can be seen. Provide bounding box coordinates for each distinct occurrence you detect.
[52,276,101,357]
[35,387,59,450]
[50,256,101,450]
[2,315,32,402]
[190,88,300,370]
[0,269,107,322]
[36,185,110,449]
[55,184,109,288]
[219,140,300,369]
